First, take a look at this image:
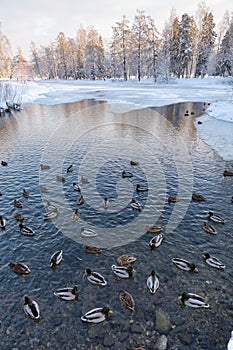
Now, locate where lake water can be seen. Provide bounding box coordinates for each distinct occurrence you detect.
[0,100,232,350]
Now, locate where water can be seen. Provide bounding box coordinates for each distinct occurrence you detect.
[0,100,232,350]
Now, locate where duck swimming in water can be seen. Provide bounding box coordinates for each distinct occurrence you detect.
[50,250,63,268]
[22,189,29,198]
[122,170,133,178]
[149,233,163,250]
[147,270,159,294]
[13,199,23,208]
[77,195,85,205]
[136,184,148,192]
[119,289,135,312]
[72,183,81,192]
[192,193,205,201]
[103,197,109,209]
[9,262,31,275]
[202,253,225,270]
[23,296,40,321]
[116,254,137,266]
[202,222,217,235]
[178,292,209,308]
[84,268,107,286]
[0,215,7,229]
[67,164,73,173]
[130,198,141,210]
[111,264,136,279]
[172,258,198,272]
[19,223,35,236]
[81,307,112,324]
[207,211,225,224]
[54,285,78,301]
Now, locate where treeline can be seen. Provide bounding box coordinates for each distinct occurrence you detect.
[0,5,232,81]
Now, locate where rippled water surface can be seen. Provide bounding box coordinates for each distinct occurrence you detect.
[0,100,232,350]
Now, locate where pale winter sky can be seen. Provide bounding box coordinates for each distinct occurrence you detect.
[0,0,232,57]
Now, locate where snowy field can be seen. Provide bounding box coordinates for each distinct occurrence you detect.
[21,77,233,161]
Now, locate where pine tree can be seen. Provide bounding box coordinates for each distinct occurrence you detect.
[0,29,12,78]
[216,19,233,76]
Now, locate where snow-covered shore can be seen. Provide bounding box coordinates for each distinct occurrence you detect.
[21,77,233,161]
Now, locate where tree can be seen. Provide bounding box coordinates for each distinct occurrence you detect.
[0,29,12,78]
[216,18,233,76]
[195,12,216,77]
[11,48,30,81]
[56,32,69,79]
[30,41,43,79]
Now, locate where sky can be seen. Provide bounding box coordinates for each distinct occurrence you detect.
[0,0,232,58]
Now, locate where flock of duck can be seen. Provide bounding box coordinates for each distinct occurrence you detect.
[0,158,233,334]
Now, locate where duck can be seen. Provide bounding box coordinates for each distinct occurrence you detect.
[0,215,7,229]
[81,307,112,324]
[40,185,49,193]
[147,270,159,294]
[122,170,133,178]
[227,331,233,350]
[54,285,78,301]
[77,195,85,205]
[168,196,179,203]
[202,253,225,270]
[50,250,63,268]
[40,163,50,170]
[130,198,141,210]
[111,264,136,279]
[84,268,107,286]
[46,201,58,212]
[9,262,31,275]
[56,175,65,182]
[19,223,35,236]
[84,245,102,254]
[223,170,233,177]
[72,183,81,192]
[80,176,89,184]
[130,160,139,166]
[178,292,209,308]
[207,211,225,224]
[202,222,217,235]
[149,233,163,250]
[145,225,163,233]
[22,189,29,198]
[72,209,80,222]
[192,193,206,201]
[67,164,73,173]
[172,258,198,272]
[13,199,23,208]
[116,254,137,266]
[1,161,8,166]
[136,184,148,192]
[44,207,59,220]
[119,289,135,312]
[14,212,24,221]
[231,196,233,203]
[23,296,40,321]
[80,227,97,237]
[103,197,109,209]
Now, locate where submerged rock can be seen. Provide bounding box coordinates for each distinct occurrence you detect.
[103,334,115,347]
[154,335,168,350]
[155,308,171,332]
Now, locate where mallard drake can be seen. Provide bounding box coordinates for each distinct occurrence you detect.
[116,254,137,266]
[202,222,217,235]
[50,250,63,268]
[72,183,81,192]
[192,193,205,201]
[84,245,102,254]
[223,170,233,177]
[147,270,159,294]
[81,307,112,324]
[202,253,225,270]
[178,292,209,308]
[122,170,133,178]
[168,196,179,203]
[1,160,8,166]
[46,201,58,212]
[77,195,85,205]
[0,215,7,229]
[80,227,97,237]
[19,223,35,236]
[22,189,29,198]
[207,211,225,224]
[111,264,136,279]
[130,160,139,166]
[44,207,58,220]
[9,262,31,275]
[172,258,198,272]
[13,199,23,208]
[136,184,148,192]
[227,331,233,350]
[23,296,40,321]
[56,175,65,182]
[72,209,80,222]
[40,163,50,170]
[84,268,107,286]
[103,197,109,209]
[67,164,73,173]
[14,212,24,221]
[40,185,49,193]
[149,233,163,250]
[145,225,163,233]
[80,176,89,184]
[119,289,135,312]
[130,198,141,210]
[54,285,78,301]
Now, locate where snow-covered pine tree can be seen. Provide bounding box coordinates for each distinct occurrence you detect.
[216,18,233,76]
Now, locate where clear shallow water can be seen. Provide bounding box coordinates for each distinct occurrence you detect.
[0,100,232,350]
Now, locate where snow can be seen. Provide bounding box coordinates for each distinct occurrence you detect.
[21,77,233,161]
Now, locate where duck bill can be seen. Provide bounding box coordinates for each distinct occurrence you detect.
[178,295,182,300]
[109,309,113,314]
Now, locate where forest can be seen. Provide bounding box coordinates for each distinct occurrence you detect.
[0,3,232,82]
